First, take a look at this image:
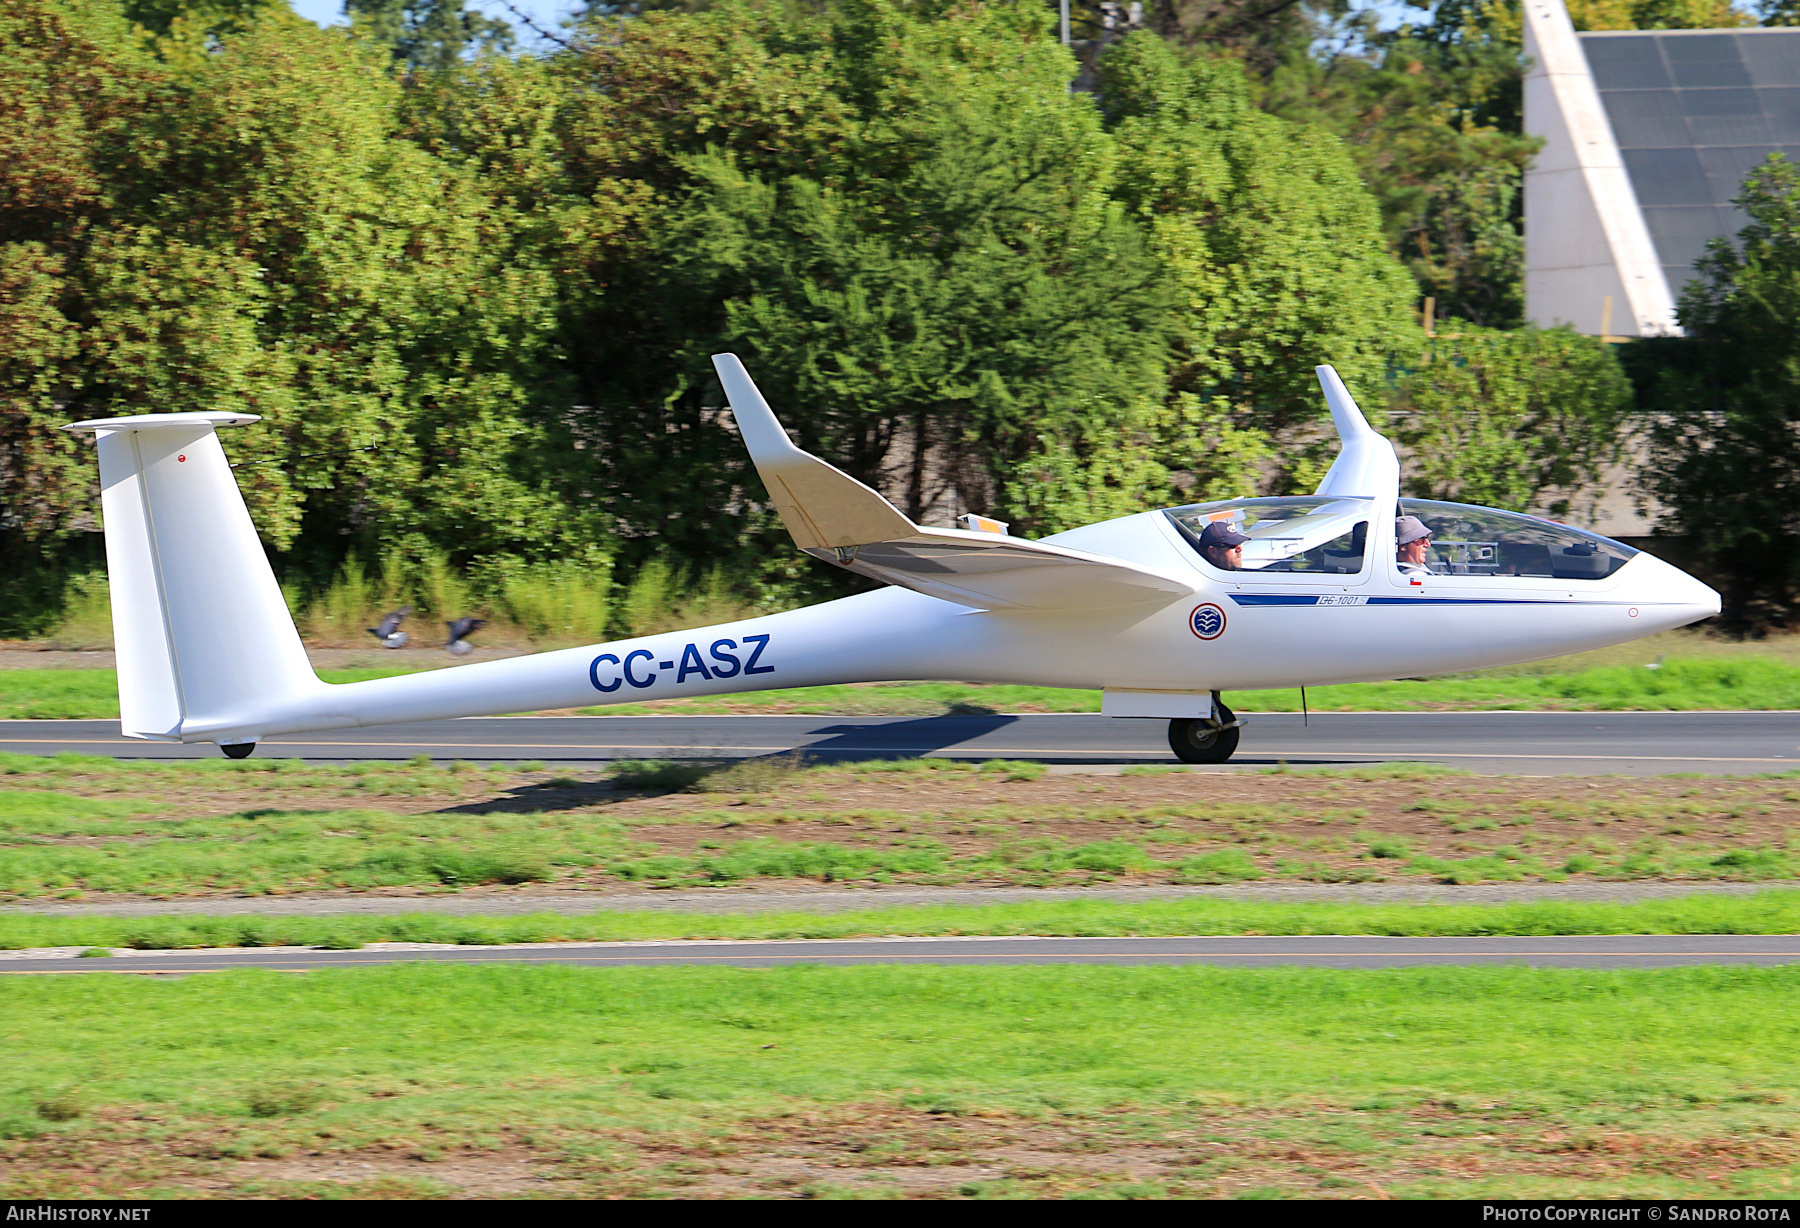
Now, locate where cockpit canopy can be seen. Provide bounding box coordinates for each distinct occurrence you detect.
[1165,496,1639,580]
[1397,499,1637,580]
[1166,497,1371,573]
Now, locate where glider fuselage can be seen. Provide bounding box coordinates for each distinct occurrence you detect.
[220,502,1714,742]
[62,357,1722,757]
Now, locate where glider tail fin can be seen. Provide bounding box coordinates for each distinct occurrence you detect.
[62,413,317,742]
[1311,365,1401,498]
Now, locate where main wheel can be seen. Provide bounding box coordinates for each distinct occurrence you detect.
[220,742,257,760]
[1168,715,1240,764]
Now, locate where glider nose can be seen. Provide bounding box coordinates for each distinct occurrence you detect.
[1617,550,1721,631]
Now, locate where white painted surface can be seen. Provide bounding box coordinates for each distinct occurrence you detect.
[1312,366,1402,498]
[66,366,1721,750]
[1523,0,1678,336]
[70,413,318,743]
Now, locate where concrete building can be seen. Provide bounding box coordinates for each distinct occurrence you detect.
[1523,0,1800,339]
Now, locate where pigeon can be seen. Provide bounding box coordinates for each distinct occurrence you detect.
[445,616,486,656]
[367,605,412,649]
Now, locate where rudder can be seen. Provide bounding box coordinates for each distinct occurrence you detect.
[64,413,319,742]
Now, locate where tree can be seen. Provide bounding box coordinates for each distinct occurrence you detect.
[537,0,1182,584]
[1239,0,1748,328]
[0,0,1438,629]
[1099,32,1417,488]
[1638,155,1800,624]
[1390,323,1632,515]
[0,1,157,629]
[344,0,513,74]
[0,1,590,630]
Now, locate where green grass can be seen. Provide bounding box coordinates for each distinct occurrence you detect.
[6,788,1796,897]
[7,962,1800,1197]
[0,752,1797,896]
[4,652,1798,719]
[1240,655,1800,713]
[9,890,1800,952]
[0,668,420,720]
[0,802,628,897]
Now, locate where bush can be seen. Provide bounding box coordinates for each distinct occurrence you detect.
[693,754,809,794]
[245,1083,324,1118]
[33,1093,82,1122]
[1172,850,1262,883]
[427,849,554,886]
[609,760,717,792]
[1390,324,1631,516]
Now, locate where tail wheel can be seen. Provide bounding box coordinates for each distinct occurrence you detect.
[220,742,257,760]
[1168,704,1240,765]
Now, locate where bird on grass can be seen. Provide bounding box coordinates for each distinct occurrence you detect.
[445,616,486,656]
[367,606,412,649]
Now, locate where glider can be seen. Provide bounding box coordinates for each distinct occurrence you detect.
[65,358,1719,763]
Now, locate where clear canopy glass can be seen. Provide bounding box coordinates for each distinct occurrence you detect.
[1165,497,1372,573]
[1398,499,1639,580]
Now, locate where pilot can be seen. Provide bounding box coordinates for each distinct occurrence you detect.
[1396,515,1437,576]
[1198,521,1249,571]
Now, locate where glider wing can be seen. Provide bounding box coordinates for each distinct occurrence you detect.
[712,354,1195,612]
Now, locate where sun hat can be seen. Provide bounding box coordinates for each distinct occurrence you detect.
[1395,515,1432,546]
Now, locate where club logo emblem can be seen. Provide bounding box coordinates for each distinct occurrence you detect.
[1190,603,1226,640]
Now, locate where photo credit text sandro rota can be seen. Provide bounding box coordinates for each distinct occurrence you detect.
[1483,1208,1795,1222]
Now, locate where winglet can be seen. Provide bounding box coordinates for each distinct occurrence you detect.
[713,354,917,550]
[1311,365,1401,498]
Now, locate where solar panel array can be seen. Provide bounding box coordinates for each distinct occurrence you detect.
[1581,29,1800,294]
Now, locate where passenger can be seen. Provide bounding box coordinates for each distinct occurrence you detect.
[1198,521,1250,571]
[1396,515,1437,576]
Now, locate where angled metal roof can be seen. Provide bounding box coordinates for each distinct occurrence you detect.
[1580,28,1800,292]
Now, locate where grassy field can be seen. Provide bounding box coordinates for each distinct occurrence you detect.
[5,961,1800,1198]
[3,753,1800,899]
[1,630,1798,718]
[8,890,1800,953]
[0,667,416,720]
[8,630,1797,1204]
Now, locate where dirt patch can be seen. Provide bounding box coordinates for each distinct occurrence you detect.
[7,1102,1798,1199]
[10,763,1800,899]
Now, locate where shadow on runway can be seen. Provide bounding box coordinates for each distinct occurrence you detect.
[793,713,1022,761]
[766,714,1374,768]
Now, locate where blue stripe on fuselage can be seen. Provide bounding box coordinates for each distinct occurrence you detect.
[1228,594,1615,606]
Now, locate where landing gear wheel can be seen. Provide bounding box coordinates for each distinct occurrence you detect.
[1169,710,1240,764]
[220,743,256,760]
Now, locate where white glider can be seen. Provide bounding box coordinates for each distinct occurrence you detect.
[65,357,1719,763]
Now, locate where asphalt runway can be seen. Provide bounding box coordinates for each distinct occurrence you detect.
[1,710,1797,774]
[11,934,1800,974]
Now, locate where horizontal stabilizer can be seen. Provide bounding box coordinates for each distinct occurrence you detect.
[712,354,1194,611]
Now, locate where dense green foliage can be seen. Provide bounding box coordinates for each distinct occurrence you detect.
[1636,157,1800,623]
[1392,322,1632,513]
[0,0,1668,638]
[0,0,592,631]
